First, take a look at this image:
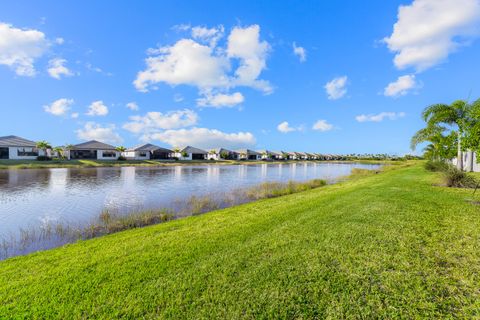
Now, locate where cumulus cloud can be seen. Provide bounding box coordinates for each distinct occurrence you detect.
[134,24,272,97]
[0,22,49,76]
[277,121,297,133]
[47,58,73,79]
[197,92,244,108]
[43,98,74,116]
[86,100,109,116]
[384,0,480,71]
[71,112,79,119]
[292,42,306,62]
[146,127,256,149]
[356,112,406,123]
[312,119,334,132]
[384,74,420,97]
[123,109,198,133]
[126,102,139,111]
[227,25,272,93]
[76,122,123,144]
[325,76,348,100]
[191,25,224,47]
[134,39,229,92]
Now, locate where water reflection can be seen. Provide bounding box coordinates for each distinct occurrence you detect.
[0,163,380,239]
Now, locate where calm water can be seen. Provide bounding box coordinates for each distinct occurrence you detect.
[0,162,380,239]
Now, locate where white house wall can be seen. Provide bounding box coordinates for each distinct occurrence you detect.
[8,147,45,160]
[123,151,150,160]
[97,150,121,160]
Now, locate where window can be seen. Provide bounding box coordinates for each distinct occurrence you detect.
[102,151,117,158]
[17,148,39,157]
[139,152,147,157]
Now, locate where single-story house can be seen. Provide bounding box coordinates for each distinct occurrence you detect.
[295,152,308,160]
[0,135,46,160]
[236,149,261,160]
[123,144,173,160]
[207,148,239,160]
[257,150,283,160]
[174,146,208,160]
[68,140,120,160]
[281,151,297,160]
[305,152,316,160]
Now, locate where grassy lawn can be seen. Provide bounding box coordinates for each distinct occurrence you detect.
[1,163,480,318]
[0,159,404,169]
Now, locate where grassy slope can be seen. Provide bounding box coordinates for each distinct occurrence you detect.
[1,164,480,318]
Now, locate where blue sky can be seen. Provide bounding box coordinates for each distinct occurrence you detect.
[1,0,480,154]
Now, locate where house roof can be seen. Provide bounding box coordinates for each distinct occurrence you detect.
[210,148,237,154]
[236,149,261,155]
[72,140,116,150]
[181,146,208,154]
[127,143,172,152]
[0,135,37,147]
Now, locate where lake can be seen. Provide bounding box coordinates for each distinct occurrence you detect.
[0,162,380,257]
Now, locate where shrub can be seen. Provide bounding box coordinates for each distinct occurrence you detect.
[425,160,450,172]
[36,156,52,161]
[117,156,127,161]
[442,166,478,188]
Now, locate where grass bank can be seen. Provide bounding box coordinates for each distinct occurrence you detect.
[2,163,480,318]
[0,158,403,169]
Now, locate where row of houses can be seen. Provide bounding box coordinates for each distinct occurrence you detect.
[0,135,338,161]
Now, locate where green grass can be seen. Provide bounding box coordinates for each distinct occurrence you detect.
[0,159,403,169]
[1,163,480,318]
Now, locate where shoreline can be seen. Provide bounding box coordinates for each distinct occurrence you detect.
[0,158,403,170]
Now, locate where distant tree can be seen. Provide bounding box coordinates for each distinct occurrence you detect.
[53,146,64,159]
[36,141,51,157]
[116,146,126,152]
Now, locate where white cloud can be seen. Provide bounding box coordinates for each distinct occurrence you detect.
[47,58,73,79]
[146,127,256,149]
[0,22,49,76]
[324,76,348,100]
[356,112,406,123]
[55,37,64,45]
[227,25,272,94]
[43,98,74,116]
[123,109,198,133]
[134,39,229,92]
[174,93,184,102]
[76,122,123,144]
[384,74,419,97]
[277,121,296,133]
[197,92,244,108]
[86,100,109,116]
[71,112,79,119]
[191,25,224,47]
[292,42,306,62]
[134,24,272,95]
[384,0,480,71]
[312,120,334,132]
[126,102,139,111]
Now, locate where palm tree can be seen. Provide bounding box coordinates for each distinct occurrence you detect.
[414,100,472,170]
[53,146,64,159]
[36,141,51,158]
[116,146,126,152]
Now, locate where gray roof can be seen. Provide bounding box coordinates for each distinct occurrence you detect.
[0,135,37,147]
[209,148,237,154]
[72,140,116,150]
[181,146,208,154]
[236,149,261,155]
[127,143,172,152]
[257,150,282,156]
